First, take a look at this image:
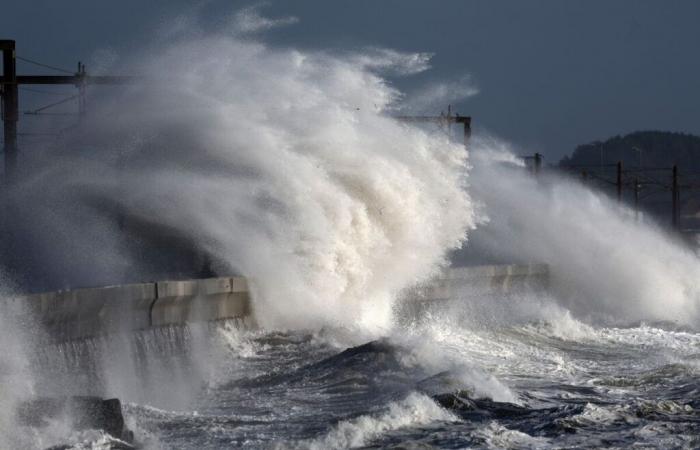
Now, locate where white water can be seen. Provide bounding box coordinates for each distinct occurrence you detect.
[9,7,700,335]
[7,34,474,334]
[295,392,457,450]
[0,298,39,449]
[468,134,700,328]
[0,19,476,447]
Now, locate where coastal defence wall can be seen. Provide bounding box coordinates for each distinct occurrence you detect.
[12,264,549,342]
[14,277,251,342]
[408,263,550,301]
[397,263,550,317]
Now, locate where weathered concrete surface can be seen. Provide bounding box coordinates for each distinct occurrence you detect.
[399,264,550,317]
[151,276,250,327]
[25,282,155,342]
[414,263,550,301]
[18,276,250,342]
[15,265,546,342]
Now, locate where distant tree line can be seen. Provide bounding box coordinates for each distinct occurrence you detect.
[559,131,700,170]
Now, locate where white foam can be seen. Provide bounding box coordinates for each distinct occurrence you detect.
[0,297,42,448]
[561,403,635,428]
[522,306,598,342]
[395,315,520,403]
[291,392,456,449]
[468,138,700,328]
[473,421,550,449]
[13,30,475,334]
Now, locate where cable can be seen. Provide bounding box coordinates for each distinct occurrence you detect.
[17,132,60,136]
[16,55,74,75]
[23,112,79,116]
[19,86,74,96]
[24,93,80,115]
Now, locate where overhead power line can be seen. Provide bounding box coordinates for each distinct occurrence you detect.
[24,93,80,115]
[19,86,74,96]
[16,55,74,75]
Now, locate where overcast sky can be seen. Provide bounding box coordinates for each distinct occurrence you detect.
[2,0,699,161]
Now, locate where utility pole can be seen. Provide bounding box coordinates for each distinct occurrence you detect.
[533,153,542,176]
[616,161,623,202]
[458,115,471,149]
[672,165,679,230]
[1,40,135,179]
[634,177,640,221]
[1,40,18,176]
[77,62,86,118]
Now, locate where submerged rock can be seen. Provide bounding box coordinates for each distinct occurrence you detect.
[432,390,478,411]
[432,390,532,419]
[416,370,475,397]
[17,396,135,448]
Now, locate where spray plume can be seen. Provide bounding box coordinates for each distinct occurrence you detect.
[467,135,700,328]
[2,33,475,332]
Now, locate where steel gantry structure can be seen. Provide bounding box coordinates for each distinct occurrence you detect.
[1,39,135,178]
[395,105,471,149]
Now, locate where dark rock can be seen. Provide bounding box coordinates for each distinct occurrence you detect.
[432,390,533,419]
[17,396,134,446]
[432,391,478,411]
[416,371,473,396]
[70,397,130,441]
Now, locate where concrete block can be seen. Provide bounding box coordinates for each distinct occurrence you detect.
[25,282,156,341]
[151,277,250,327]
[402,264,550,304]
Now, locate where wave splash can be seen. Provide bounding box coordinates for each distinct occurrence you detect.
[466,135,700,328]
[6,33,475,332]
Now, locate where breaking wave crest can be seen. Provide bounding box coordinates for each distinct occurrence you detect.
[291,392,456,450]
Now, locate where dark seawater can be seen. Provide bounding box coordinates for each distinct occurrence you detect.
[116,305,700,449]
[8,292,700,449]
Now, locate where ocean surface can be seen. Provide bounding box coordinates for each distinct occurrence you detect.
[20,290,697,450]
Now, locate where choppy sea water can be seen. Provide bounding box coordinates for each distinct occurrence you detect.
[106,297,700,449]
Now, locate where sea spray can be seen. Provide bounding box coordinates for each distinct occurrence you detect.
[0,291,50,448]
[0,17,480,446]
[3,34,475,332]
[466,134,700,328]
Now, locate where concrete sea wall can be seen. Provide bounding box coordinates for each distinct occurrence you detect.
[410,263,550,301]
[12,264,549,342]
[398,263,550,317]
[15,276,250,342]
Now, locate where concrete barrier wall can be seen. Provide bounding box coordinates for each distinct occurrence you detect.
[151,277,250,327]
[403,263,550,303]
[15,264,547,342]
[18,276,250,342]
[397,263,550,319]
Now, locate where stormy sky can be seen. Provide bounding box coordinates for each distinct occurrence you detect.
[2,0,699,160]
